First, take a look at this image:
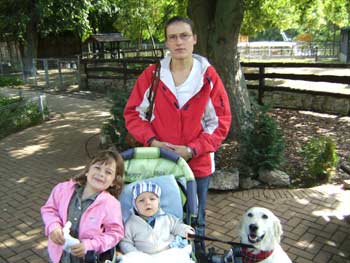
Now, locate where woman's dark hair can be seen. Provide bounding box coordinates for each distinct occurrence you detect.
[74,149,124,198]
[164,16,196,38]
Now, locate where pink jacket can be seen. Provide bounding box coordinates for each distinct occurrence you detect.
[41,180,124,263]
[124,54,232,177]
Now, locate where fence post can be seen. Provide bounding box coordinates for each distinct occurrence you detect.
[258,65,265,105]
[314,46,318,62]
[0,62,3,75]
[77,55,81,86]
[123,60,127,88]
[38,93,48,120]
[33,59,38,86]
[57,59,63,90]
[44,59,50,88]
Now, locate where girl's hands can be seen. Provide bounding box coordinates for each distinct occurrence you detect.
[71,243,86,258]
[49,227,65,245]
[49,227,85,257]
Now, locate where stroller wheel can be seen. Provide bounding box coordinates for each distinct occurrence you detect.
[195,241,208,262]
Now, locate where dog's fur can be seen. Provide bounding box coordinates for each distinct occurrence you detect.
[239,207,292,263]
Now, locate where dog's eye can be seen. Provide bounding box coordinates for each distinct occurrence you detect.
[248,213,253,217]
[262,214,268,219]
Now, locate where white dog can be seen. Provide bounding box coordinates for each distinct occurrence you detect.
[239,207,292,263]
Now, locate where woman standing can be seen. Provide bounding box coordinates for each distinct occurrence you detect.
[124,16,231,253]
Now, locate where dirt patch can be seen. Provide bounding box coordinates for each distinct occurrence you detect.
[216,108,350,188]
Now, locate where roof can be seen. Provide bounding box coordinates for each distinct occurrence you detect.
[340,27,350,32]
[85,33,130,43]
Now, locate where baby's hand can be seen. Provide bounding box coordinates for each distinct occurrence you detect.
[49,227,65,245]
[71,243,86,258]
[185,228,195,240]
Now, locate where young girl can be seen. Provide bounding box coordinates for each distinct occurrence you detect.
[41,149,125,263]
[119,181,195,263]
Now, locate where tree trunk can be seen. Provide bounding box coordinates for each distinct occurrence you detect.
[22,0,38,77]
[188,0,251,139]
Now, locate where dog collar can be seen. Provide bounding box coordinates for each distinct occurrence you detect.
[241,247,273,263]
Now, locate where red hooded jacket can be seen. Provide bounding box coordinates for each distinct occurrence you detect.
[124,54,231,177]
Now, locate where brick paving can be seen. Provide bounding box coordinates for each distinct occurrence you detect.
[206,186,350,262]
[0,90,349,262]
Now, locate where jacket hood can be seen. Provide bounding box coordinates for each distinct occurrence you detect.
[160,54,211,101]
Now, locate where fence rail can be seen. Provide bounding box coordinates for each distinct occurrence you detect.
[81,48,165,60]
[241,62,350,104]
[80,57,159,88]
[239,41,339,60]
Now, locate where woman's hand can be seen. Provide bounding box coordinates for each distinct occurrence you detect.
[71,243,86,258]
[173,145,192,161]
[185,228,196,240]
[151,140,192,161]
[150,139,175,151]
[49,227,65,245]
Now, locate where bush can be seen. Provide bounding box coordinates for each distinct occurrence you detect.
[101,89,130,150]
[0,76,24,87]
[0,94,44,139]
[239,102,285,177]
[301,136,339,184]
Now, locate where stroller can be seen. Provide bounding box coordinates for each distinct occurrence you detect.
[86,147,251,263]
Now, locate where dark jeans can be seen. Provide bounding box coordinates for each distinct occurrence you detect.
[195,175,212,237]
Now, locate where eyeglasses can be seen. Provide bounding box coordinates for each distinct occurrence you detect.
[167,33,193,43]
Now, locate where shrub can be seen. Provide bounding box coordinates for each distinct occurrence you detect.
[0,76,24,87]
[101,89,130,150]
[239,102,285,177]
[301,136,339,184]
[0,94,44,139]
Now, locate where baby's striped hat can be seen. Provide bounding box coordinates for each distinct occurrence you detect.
[132,181,161,203]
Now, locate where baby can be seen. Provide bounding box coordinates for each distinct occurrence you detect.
[119,181,195,263]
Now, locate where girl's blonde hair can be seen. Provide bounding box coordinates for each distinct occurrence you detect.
[74,149,124,198]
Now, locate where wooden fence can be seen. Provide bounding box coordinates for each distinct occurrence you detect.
[238,41,339,60]
[241,62,350,104]
[120,48,164,59]
[80,48,164,88]
[81,48,164,60]
[80,57,159,88]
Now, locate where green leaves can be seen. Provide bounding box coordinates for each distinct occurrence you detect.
[241,0,350,37]
[113,0,185,42]
[0,94,44,139]
[0,0,121,41]
[101,89,130,150]
[239,101,285,177]
[0,76,24,87]
[301,136,339,184]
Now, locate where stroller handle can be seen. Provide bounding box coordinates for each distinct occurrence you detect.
[188,234,255,249]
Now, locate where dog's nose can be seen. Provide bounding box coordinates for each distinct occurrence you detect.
[249,224,258,232]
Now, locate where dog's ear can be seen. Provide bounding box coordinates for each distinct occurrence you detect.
[273,215,283,243]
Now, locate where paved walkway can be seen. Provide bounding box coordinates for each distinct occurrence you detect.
[0,90,349,262]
